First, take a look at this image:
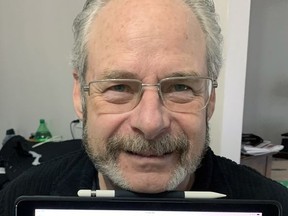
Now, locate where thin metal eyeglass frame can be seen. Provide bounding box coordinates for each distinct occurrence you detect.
[83,76,218,113]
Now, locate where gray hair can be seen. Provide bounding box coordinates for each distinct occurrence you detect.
[71,0,223,87]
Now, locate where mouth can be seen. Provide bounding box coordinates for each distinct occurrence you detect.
[126,150,173,158]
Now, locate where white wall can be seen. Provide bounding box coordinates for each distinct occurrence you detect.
[243,0,288,145]
[0,0,85,141]
[210,0,251,163]
[0,0,250,163]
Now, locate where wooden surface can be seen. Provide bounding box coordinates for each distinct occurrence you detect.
[240,154,273,177]
[271,158,288,181]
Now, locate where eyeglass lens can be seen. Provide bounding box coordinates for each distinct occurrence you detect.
[86,77,213,114]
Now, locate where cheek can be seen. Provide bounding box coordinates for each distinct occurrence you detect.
[85,105,130,142]
[175,112,207,148]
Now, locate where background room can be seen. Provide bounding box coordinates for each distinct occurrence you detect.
[0,0,287,177]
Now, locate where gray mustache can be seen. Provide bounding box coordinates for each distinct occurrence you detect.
[107,133,189,157]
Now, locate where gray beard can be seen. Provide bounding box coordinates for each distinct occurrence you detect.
[82,122,210,191]
[81,100,210,191]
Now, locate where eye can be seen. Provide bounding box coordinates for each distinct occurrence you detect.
[162,82,192,93]
[101,82,137,104]
[172,84,191,92]
[108,84,131,92]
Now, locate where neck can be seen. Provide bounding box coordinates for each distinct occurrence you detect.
[98,173,119,190]
[175,174,195,191]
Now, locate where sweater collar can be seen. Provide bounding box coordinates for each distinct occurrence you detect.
[52,147,231,196]
[192,147,232,197]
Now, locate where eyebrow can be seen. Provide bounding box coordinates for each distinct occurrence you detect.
[100,70,139,79]
[98,70,201,80]
[168,71,201,77]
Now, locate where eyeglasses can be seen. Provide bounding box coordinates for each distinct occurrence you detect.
[83,76,218,114]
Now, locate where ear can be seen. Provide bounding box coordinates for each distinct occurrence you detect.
[207,89,216,121]
[73,71,84,120]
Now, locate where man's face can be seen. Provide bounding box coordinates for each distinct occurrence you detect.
[73,0,215,193]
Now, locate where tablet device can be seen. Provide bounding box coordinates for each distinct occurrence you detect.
[15,196,282,216]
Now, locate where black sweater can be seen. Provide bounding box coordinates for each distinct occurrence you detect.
[0,148,287,216]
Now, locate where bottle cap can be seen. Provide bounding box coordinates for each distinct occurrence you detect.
[6,129,15,135]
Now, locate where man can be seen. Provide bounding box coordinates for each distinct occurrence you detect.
[1,0,287,215]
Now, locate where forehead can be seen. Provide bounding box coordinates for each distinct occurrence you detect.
[86,0,207,79]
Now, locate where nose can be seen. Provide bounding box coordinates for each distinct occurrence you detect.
[129,88,170,140]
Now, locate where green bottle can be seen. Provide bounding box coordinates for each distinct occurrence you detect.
[34,119,52,142]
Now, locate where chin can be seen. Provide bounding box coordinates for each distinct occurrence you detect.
[128,181,171,194]
[121,171,182,193]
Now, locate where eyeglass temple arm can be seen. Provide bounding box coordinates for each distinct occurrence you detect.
[83,85,90,94]
[212,79,218,88]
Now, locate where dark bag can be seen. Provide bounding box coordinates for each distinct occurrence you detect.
[0,136,82,190]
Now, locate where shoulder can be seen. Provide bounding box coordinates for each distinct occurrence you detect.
[196,149,288,215]
[0,149,88,192]
[16,149,89,184]
[0,149,92,216]
[211,152,288,199]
